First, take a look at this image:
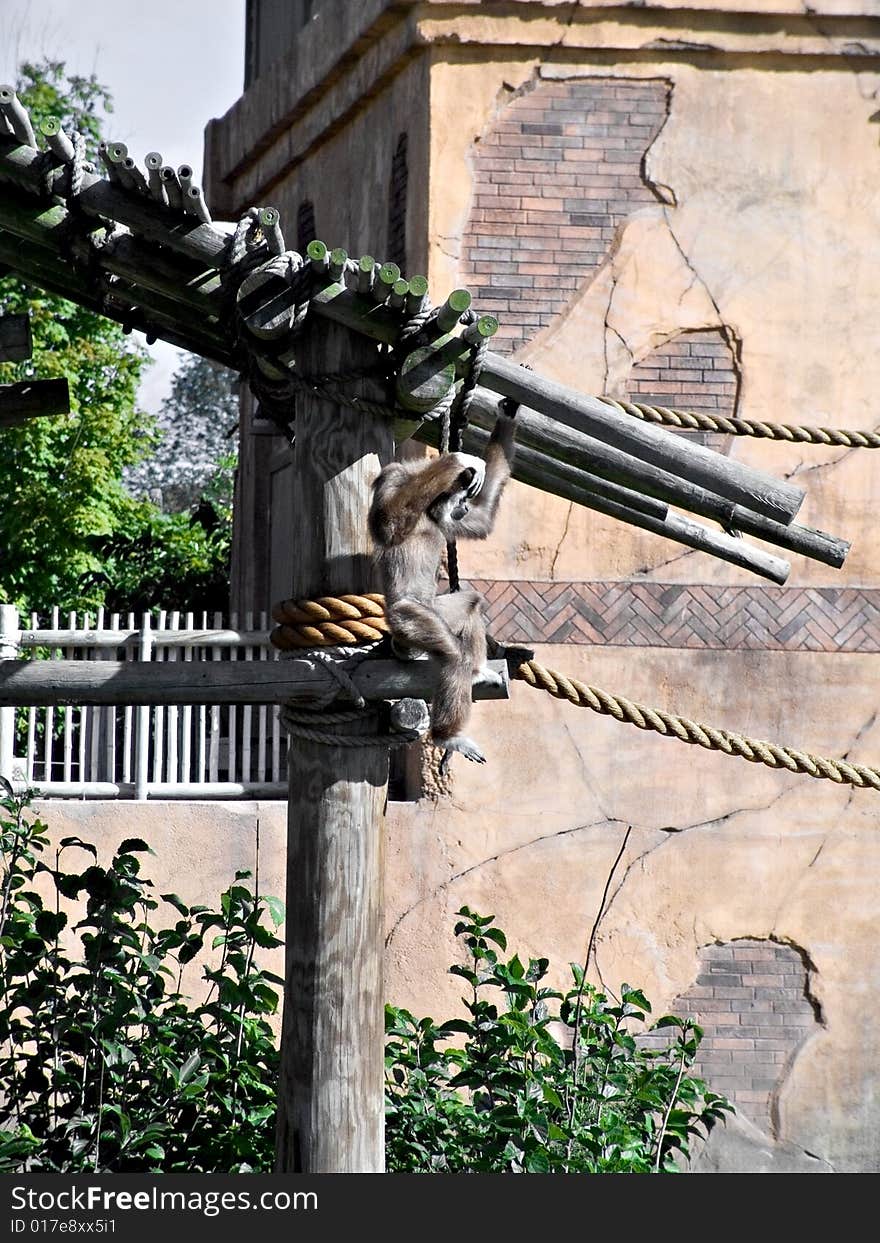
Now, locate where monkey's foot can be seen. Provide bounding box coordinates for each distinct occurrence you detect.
[473,665,505,689]
[439,736,486,774]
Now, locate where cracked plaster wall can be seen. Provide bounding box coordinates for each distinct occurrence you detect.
[391,40,880,1170]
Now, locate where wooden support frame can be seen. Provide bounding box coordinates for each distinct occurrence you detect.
[0,312,31,361]
[0,378,70,426]
[0,656,510,707]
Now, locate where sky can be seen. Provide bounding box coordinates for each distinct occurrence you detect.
[1,0,246,415]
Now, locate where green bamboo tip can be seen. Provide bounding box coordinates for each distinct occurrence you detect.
[259,207,280,227]
[358,254,375,272]
[408,274,429,297]
[446,288,471,314]
[39,116,62,136]
[474,314,498,337]
[378,261,401,285]
[306,239,328,261]
[329,247,348,266]
[392,278,409,297]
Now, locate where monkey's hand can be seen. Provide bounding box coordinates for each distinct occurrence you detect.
[452,453,486,497]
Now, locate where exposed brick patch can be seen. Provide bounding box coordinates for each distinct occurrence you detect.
[626,329,739,415]
[624,328,739,452]
[387,131,408,273]
[639,940,819,1131]
[467,580,880,652]
[460,77,670,354]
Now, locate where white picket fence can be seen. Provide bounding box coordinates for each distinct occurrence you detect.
[0,606,287,800]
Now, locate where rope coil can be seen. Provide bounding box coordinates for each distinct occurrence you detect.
[270,592,880,791]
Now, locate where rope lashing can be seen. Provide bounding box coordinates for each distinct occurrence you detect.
[441,309,489,594]
[602,396,880,448]
[270,592,880,791]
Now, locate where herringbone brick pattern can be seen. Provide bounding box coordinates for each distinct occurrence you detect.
[466,580,880,652]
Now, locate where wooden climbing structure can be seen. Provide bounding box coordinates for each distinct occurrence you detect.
[0,83,868,1173]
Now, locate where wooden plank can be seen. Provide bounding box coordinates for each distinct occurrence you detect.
[0,379,69,426]
[0,313,31,361]
[181,611,194,784]
[439,388,741,525]
[455,420,788,582]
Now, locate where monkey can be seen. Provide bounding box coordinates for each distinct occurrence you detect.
[368,410,517,769]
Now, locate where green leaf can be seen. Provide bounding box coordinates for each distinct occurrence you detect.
[263,895,285,927]
[525,1148,551,1173]
[117,838,153,855]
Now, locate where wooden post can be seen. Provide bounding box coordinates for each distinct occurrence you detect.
[274,318,393,1173]
[134,613,152,802]
[0,604,20,782]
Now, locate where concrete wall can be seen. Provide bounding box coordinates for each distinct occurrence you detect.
[197,1,880,1171]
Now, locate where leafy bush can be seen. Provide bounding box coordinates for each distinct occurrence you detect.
[0,788,282,1172]
[385,907,733,1172]
[0,793,731,1174]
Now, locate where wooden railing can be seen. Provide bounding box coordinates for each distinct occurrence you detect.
[0,605,286,800]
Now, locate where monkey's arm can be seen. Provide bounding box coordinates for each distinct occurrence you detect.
[454,414,516,539]
[369,454,480,546]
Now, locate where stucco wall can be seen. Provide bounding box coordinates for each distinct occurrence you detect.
[196,1,880,1171]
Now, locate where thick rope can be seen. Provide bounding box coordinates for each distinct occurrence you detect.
[269,592,880,792]
[271,592,389,648]
[512,660,880,791]
[602,396,880,448]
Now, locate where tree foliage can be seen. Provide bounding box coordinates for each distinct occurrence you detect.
[0,60,232,617]
[0,791,281,1173]
[125,354,240,513]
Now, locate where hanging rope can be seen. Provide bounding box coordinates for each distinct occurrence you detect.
[269,592,880,792]
[602,396,880,448]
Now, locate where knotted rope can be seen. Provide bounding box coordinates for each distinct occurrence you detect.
[269,592,880,791]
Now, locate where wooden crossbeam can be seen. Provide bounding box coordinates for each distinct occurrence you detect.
[0,656,510,707]
[0,378,69,426]
[0,313,31,361]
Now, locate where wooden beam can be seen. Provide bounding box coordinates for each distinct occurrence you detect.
[0,229,237,367]
[0,313,31,361]
[274,318,394,1172]
[0,379,69,426]
[0,656,510,707]
[478,354,805,526]
[430,417,835,578]
[422,417,669,520]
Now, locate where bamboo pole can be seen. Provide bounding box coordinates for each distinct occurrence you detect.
[450,422,789,583]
